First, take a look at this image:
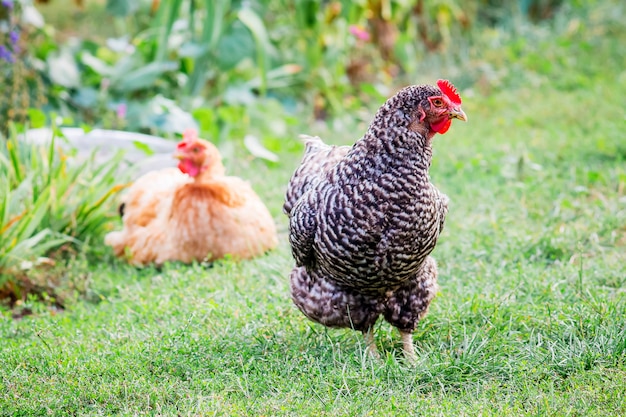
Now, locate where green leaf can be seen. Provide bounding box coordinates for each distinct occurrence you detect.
[178,42,209,59]
[6,134,23,184]
[81,52,114,77]
[192,108,218,139]
[0,126,128,271]
[237,7,271,95]
[215,23,255,71]
[185,0,231,96]
[73,88,100,108]
[154,0,184,62]
[237,8,270,50]
[113,61,179,92]
[27,109,47,129]
[132,141,156,156]
[105,0,140,17]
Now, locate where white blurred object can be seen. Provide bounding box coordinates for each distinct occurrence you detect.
[243,134,279,162]
[21,128,178,179]
[22,5,45,28]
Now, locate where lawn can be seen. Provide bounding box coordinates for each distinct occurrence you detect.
[1,76,625,416]
[1,1,626,415]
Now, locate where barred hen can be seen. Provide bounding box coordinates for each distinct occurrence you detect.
[105,129,278,265]
[284,80,467,360]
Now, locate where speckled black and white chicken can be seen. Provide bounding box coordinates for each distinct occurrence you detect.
[284,80,467,360]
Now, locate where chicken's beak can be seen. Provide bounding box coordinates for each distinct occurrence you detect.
[173,151,185,160]
[450,107,468,122]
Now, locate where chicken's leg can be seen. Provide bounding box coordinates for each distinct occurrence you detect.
[383,256,439,361]
[400,331,416,363]
[363,328,380,359]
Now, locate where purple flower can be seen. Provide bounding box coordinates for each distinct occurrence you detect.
[0,45,13,63]
[349,25,370,42]
[1,0,13,10]
[116,103,127,119]
[9,30,19,45]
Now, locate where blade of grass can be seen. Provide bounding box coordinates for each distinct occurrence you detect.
[6,133,23,185]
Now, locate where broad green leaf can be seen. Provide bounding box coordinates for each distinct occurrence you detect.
[237,8,270,49]
[178,42,209,59]
[105,0,140,17]
[215,23,255,71]
[114,61,179,92]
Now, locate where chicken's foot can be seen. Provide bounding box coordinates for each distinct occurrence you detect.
[400,331,417,364]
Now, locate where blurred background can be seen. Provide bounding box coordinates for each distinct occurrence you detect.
[1,0,623,138]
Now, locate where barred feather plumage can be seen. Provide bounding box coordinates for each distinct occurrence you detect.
[285,82,466,358]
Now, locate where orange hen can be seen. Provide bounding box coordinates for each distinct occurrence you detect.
[105,129,278,265]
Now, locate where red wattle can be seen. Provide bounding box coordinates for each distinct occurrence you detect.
[178,160,200,177]
[431,118,451,134]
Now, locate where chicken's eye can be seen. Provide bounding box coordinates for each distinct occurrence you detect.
[192,147,199,153]
[431,98,444,107]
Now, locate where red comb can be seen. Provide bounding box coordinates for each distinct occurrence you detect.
[437,79,462,106]
[177,128,198,148]
[183,128,198,140]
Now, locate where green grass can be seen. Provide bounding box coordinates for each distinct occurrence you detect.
[2,25,626,417]
[1,80,624,415]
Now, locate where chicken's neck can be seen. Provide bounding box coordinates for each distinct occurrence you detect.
[355,128,433,179]
[192,163,226,182]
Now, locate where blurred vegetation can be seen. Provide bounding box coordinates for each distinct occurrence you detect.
[0,125,126,309]
[0,0,48,130]
[2,0,622,136]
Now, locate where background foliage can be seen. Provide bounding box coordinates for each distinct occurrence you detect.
[7,0,620,135]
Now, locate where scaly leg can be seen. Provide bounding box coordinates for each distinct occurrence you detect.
[383,256,439,362]
[400,331,416,363]
[363,328,380,359]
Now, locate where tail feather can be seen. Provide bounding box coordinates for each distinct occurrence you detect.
[299,134,322,142]
[283,134,351,215]
[299,134,324,146]
[299,134,327,156]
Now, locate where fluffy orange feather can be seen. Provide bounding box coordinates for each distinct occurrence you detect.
[105,130,278,265]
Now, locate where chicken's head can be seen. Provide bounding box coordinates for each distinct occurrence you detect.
[174,128,225,178]
[401,79,467,138]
